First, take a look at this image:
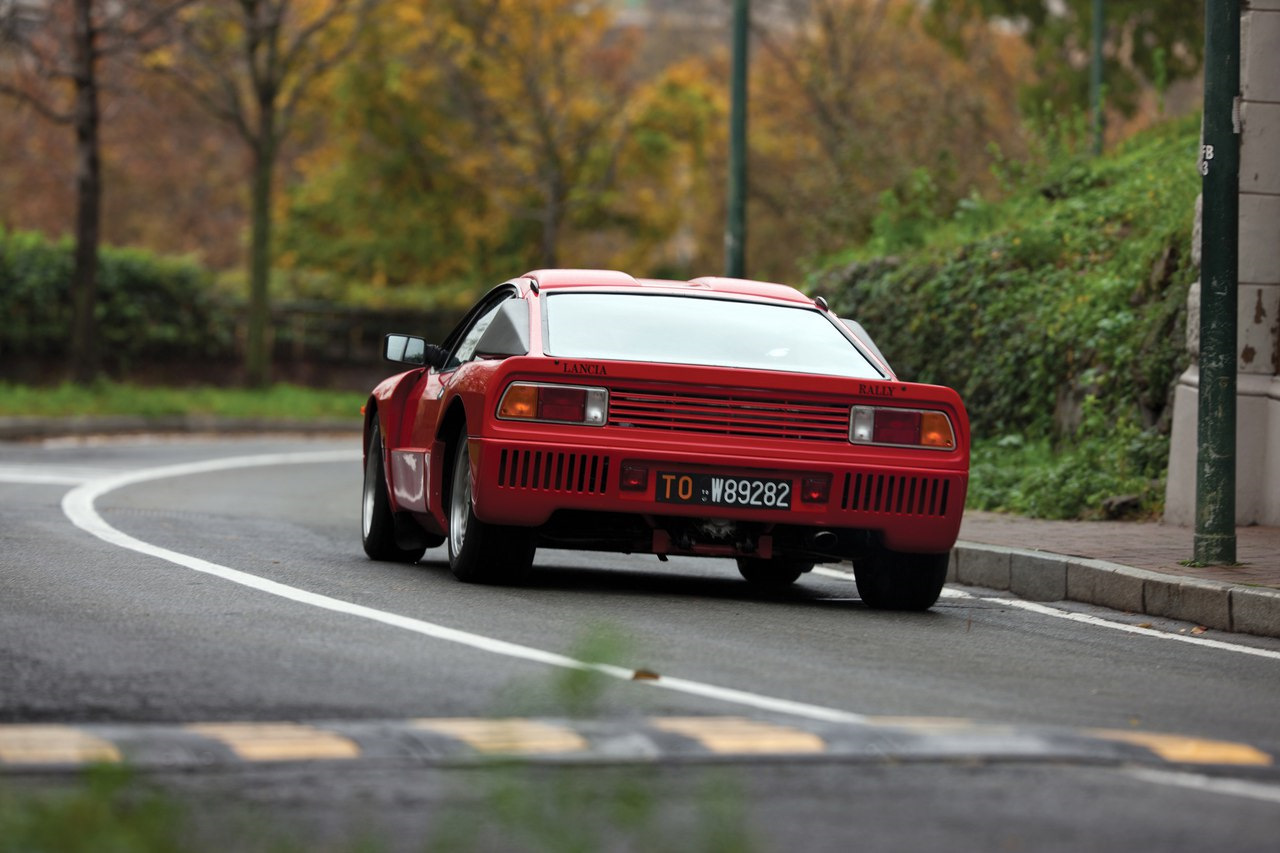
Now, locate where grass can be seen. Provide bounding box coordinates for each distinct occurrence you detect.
[0,381,365,421]
[0,766,186,853]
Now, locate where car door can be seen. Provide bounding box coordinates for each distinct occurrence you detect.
[400,286,521,517]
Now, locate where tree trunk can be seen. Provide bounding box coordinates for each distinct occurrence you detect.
[541,179,565,268]
[245,124,275,389]
[69,0,101,385]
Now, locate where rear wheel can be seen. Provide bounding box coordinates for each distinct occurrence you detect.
[853,548,949,611]
[736,557,810,588]
[362,421,427,563]
[446,430,535,584]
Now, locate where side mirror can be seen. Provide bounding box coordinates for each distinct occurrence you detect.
[384,334,426,365]
[383,334,450,369]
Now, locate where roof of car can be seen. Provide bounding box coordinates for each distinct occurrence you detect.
[520,269,815,306]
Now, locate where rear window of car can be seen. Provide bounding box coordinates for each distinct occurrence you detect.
[543,292,883,379]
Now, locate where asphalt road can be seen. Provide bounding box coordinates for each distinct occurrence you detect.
[2,436,1279,852]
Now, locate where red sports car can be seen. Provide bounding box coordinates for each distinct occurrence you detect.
[361,269,968,610]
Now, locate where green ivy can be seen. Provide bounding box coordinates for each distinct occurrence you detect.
[811,115,1199,518]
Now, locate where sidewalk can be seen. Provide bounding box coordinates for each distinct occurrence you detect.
[954,511,1280,639]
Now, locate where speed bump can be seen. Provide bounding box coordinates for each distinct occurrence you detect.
[184,723,359,762]
[1089,730,1273,766]
[411,718,588,754]
[0,717,1274,769]
[650,716,826,754]
[0,725,121,765]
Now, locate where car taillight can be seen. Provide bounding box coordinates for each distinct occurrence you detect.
[801,475,831,503]
[620,462,649,492]
[850,406,955,450]
[498,383,608,426]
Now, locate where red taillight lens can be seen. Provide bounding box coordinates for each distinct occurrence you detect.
[620,462,648,492]
[801,475,831,504]
[871,409,921,446]
[537,386,586,422]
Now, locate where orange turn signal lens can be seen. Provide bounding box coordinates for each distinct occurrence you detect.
[498,384,538,420]
[920,412,955,448]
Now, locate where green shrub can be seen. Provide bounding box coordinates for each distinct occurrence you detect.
[0,230,235,374]
[811,116,1199,518]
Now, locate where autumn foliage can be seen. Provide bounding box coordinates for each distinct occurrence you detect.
[1,0,1192,303]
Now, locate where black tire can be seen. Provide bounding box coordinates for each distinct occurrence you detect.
[736,557,810,588]
[853,548,949,611]
[362,421,427,563]
[446,430,535,584]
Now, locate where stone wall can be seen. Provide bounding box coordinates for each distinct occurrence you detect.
[1165,0,1280,526]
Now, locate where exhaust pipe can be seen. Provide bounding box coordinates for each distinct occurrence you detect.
[810,530,838,551]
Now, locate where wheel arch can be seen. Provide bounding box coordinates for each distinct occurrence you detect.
[362,396,380,464]
[437,397,470,509]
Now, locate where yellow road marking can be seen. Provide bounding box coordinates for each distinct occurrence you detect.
[650,716,826,754]
[412,718,588,754]
[0,725,121,765]
[185,723,359,761]
[866,716,980,730]
[1091,730,1273,766]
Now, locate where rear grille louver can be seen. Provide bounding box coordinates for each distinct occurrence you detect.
[842,472,951,517]
[498,449,609,495]
[608,387,849,442]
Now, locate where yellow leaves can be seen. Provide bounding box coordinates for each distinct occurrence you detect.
[141,47,175,71]
[389,3,425,30]
[744,0,1029,278]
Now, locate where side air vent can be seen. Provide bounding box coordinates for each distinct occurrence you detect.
[841,472,951,517]
[497,449,609,495]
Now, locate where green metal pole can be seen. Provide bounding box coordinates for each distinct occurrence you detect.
[1194,0,1240,565]
[725,0,748,278]
[1090,0,1104,155]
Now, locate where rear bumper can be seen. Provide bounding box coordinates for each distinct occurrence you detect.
[469,436,966,553]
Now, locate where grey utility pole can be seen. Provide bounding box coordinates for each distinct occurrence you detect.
[725,0,748,278]
[1194,0,1240,564]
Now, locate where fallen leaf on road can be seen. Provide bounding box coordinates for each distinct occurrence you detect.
[1190,626,1208,635]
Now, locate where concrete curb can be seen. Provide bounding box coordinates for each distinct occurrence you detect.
[950,542,1280,640]
[0,415,362,441]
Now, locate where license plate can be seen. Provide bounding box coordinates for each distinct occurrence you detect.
[655,472,792,510]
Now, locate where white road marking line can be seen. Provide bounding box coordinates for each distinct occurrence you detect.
[1124,768,1280,805]
[813,566,1280,662]
[0,466,123,485]
[52,451,1280,790]
[60,451,866,726]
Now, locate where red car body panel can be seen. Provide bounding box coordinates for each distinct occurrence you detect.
[365,271,969,561]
